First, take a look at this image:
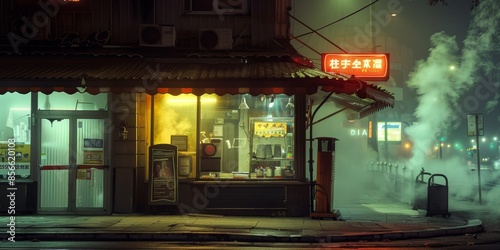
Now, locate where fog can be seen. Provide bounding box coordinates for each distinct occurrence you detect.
[298,0,500,213]
[405,0,500,209]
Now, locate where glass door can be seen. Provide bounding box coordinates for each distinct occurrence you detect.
[39,116,107,213]
[39,118,70,210]
[75,118,105,209]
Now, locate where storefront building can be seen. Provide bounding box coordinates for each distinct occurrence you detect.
[0,0,393,216]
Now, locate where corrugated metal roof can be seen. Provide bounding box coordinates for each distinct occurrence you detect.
[0,50,394,110]
[0,54,346,81]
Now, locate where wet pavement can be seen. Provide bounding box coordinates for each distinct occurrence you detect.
[0,192,485,244]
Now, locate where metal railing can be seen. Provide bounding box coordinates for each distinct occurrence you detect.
[366,161,416,205]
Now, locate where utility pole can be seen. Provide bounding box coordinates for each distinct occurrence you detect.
[467,113,483,205]
[474,115,482,204]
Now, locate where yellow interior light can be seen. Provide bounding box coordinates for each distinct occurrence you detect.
[166,96,217,104]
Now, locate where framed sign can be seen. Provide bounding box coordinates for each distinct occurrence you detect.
[84,138,103,148]
[254,122,287,138]
[149,144,178,205]
[171,135,188,151]
[83,150,104,164]
[467,114,484,136]
[321,53,390,81]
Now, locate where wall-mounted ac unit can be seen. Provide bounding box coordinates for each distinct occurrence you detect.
[139,25,175,47]
[199,29,232,50]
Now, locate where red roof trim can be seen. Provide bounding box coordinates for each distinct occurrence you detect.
[0,52,394,109]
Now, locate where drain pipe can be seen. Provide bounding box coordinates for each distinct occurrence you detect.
[309,91,333,213]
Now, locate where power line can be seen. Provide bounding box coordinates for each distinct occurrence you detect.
[294,0,379,39]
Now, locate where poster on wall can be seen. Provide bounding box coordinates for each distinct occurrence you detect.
[83,150,104,164]
[84,138,103,148]
[0,143,30,177]
[149,144,178,205]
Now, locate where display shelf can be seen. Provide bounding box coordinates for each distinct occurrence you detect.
[252,158,293,161]
[249,117,295,179]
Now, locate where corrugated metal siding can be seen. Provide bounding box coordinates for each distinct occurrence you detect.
[40,119,70,208]
[251,0,275,48]
[41,119,70,166]
[1,0,292,49]
[76,119,105,208]
[76,169,104,208]
[40,169,69,208]
[275,0,291,39]
[39,118,107,209]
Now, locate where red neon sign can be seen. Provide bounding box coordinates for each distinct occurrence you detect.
[321,53,389,81]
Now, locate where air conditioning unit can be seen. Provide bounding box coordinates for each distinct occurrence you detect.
[139,25,175,47]
[199,28,232,50]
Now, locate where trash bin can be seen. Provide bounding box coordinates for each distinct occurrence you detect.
[413,171,432,210]
[426,174,450,217]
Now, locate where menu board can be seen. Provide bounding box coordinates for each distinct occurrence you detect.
[149,144,178,205]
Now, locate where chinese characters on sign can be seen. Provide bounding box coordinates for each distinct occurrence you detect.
[254,122,287,138]
[321,53,390,81]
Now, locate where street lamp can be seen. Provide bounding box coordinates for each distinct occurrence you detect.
[369,1,397,52]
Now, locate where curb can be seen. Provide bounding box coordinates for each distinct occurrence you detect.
[9,220,484,243]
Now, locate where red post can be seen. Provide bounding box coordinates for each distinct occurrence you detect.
[311,137,340,219]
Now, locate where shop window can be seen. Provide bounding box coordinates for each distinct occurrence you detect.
[153,94,199,179]
[150,93,295,180]
[199,94,295,180]
[38,92,108,111]
[0,93,31,180]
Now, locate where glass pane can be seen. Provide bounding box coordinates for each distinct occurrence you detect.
[199,94,295,179]
[250,117,294,179]
[0,93,31,180]
[76,119,105,208]
[40,119,69,208]
[153,94,198,178]
[38,92,108,111]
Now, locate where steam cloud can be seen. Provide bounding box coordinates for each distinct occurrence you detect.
[405,0,500,205]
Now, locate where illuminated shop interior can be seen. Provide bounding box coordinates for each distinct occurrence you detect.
[152,93,295,180]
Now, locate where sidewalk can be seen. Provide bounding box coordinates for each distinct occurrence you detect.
[1,193,484,243]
